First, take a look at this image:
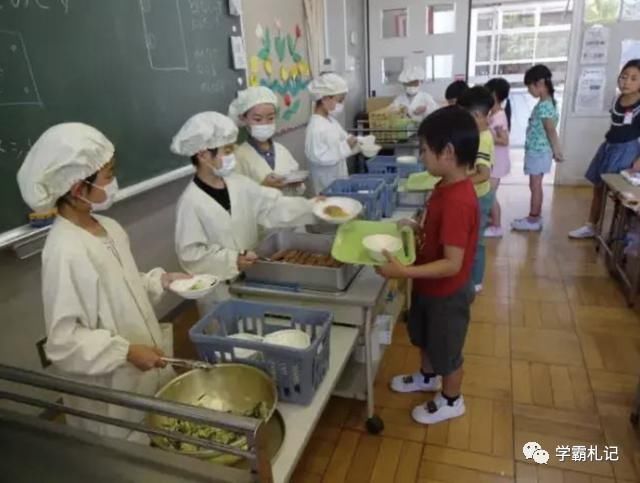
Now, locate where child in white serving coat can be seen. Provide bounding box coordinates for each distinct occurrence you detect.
[389,65,439,122]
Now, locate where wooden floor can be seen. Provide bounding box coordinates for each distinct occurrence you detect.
[289,185,640,483]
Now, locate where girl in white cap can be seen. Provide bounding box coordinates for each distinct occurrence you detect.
[171,112,316,312]
[229,86,306,195]
[305,73,359,194]
[16,123,189,441]
[389,65,439,122]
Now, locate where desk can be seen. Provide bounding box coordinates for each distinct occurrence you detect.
[595,174,640,306]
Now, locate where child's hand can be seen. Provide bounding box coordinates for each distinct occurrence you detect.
[553,150,565,163]
[632,159,640,172]
[375,251,407,279]
[397,218,419,232]
[413,105,427,115]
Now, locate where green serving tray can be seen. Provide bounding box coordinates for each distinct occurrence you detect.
[331,220,416,266]
[406,171,441,192]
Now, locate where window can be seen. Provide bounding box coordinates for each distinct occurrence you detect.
[584,0,620,23]
[382,57,405,85]
[382,8,408,38]
[426,4,455,35]
[468,1,571,84]
[426,54,453,79]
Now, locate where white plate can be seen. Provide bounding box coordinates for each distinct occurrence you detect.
[169,274,219,300]
[313,197,363,224]
[264,329,311,350]
[228,333,264,359]
[281,170,309,184]
[397,155,417,164]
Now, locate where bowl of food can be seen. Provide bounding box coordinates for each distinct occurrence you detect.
[362,234,403,263]
[397,155,418,164]
[169,274,219,300]
[313,197,363,224]
[263,329,311,350]
[361,143,382,158]
[149,364,278,464]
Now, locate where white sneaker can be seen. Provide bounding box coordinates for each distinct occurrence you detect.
[474,284,483,294]
[484,226,504,238]
[390,372,442,393]
[412,393,466,424]
[568,224,595,239]
[511,217,542,232]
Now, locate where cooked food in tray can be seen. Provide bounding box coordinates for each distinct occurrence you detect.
[268,249,343,268]
[323,205,350,218]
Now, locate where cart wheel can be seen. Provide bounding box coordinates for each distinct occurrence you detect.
[366,415,384,434]
[631,412,639,427]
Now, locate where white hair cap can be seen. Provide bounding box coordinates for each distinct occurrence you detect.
[170,112,238,157]
[307,73,349,100]
[228,87,278,125]
[17,123,114,212]
[398,65,426,84]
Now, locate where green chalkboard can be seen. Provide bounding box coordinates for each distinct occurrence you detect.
[0,0,243,233]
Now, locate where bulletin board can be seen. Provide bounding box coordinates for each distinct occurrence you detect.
[242,0,312,133]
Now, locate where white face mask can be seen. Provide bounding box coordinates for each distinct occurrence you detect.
[329,102,344,116]
[83,178,119,212]
[250,124,276,142]
[405,86,419,96]
[212,153,236,177]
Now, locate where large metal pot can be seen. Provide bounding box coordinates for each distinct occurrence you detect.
[148,364,278,464]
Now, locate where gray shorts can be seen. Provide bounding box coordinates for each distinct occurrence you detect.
[407,282,474,376]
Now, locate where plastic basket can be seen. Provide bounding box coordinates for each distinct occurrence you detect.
[321,178,385,221]
[189,300,332,405]
[349,173,399,218]
[366,155,425,178]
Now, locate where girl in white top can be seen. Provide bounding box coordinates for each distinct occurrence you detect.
[229,86,305,196]
[305,73,359,194]
[16,123,189,441]
[389,66,439,122]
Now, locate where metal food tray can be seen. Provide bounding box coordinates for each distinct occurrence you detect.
[244,231,361,292]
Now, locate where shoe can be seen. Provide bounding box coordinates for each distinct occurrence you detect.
[412,393,466,424]
[475,284,483,293]
[484,226,504,238]
[390,372,442,393]
[511,217,542,232]
[568,224,595,239]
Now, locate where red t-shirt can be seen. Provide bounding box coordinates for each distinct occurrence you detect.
[413,178,479,297]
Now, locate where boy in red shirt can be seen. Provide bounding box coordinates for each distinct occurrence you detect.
[377,106,479,424]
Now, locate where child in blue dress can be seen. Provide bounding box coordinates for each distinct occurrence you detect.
[569,59,640,239]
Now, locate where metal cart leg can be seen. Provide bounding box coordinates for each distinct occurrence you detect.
[363,307,384,434]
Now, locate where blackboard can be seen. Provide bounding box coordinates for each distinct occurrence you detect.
[0,0,244,233]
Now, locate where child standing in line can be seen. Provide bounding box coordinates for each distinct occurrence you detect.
[445,80,469,106]
[569,59,640,239]
[512,64,564,232]
[484,78,512,238]
[376,106,479,424]
[457,86,495,293]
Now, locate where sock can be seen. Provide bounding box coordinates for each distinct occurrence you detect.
[420,369,436,383]
[441,391,460,406]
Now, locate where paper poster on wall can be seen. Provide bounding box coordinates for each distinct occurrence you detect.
[242,0,312,133]
[580,25,610,64]
[575,67,607,113]
[622,0,640,20]
[620,39,640,69]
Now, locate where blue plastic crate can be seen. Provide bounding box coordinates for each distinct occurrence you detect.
[366,155,425,178]
[349,173,399,218]
[321,178,385,220]
[189,300,332,405]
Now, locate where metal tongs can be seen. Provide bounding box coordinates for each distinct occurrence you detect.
[161,357,215,370]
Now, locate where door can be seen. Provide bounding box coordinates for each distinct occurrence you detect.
[368,0,471,101]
